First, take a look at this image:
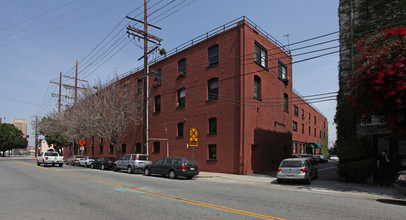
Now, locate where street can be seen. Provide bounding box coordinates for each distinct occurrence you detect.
[1,158,405,220]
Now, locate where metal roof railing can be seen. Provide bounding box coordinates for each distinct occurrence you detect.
[292,88,327,119]
[117,16,290,81]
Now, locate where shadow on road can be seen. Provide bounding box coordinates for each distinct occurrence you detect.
[376,199,406,206]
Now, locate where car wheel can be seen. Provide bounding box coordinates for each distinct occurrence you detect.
[91,163,94,169]
[59,164,63,167]
[101,165,105,170]
[37,161,40,166]
[114,165,118,172]
[306,175,312,184]
[169,170,177,179]
[127,166,133,174]
[144,168,151,176]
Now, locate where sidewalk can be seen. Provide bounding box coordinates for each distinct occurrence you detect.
[0,155,35,160]
[197,171,405,200]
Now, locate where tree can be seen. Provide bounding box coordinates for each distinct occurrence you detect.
[72,76,142,159]
[39,113,71,153]
[346,27,406,135]
[0,124,28,156]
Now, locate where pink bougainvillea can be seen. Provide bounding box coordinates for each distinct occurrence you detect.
[346,27,406,134]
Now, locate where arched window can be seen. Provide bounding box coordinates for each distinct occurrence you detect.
[254,75,261,99]
[208,78,219,100]
[208,44,219,66]
[209,117,217,135]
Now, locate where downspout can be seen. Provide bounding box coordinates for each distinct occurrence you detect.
[239,20,246,174]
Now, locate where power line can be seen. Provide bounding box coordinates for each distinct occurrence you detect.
[0,0,79,32]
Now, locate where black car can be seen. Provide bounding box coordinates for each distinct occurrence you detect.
[394,170,406,195]
[91,157,116,170]
[144,157,199,179]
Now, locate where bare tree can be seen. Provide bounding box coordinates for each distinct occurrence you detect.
[75,75,142,159]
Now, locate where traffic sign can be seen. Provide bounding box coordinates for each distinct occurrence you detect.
[190,128,198,138]
[190,138,198,147]
[79,138,86,146]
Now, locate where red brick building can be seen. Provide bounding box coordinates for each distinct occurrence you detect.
[291,91,328,156]
[64,17,327,174]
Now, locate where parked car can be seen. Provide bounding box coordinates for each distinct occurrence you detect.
[329,155,339,161]
[144,157,199,179]
[114,154,151,173]
[394,170,406,195]
[91,157,116,170]
[293,154,317,162]
[277,158,318,184]
[79,156,96,167]
[37,150,64,167]
[314,155,328,163]
[66,155,84,166]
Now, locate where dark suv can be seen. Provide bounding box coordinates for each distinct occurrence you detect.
[144,157,199,179]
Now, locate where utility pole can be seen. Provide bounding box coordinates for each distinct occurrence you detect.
[75,60,78,104]
[50,64,87,110]
[126,0,162,156]
[34,116,38,158]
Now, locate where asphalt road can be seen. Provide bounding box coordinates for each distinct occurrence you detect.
[1,159,405,220]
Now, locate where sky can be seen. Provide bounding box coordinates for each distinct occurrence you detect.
[0,0,339,147]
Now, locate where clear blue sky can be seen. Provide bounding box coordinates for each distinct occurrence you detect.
[0,0,339,147]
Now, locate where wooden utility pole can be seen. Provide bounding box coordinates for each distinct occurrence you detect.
[126,0,162,155]
[75,60,78,105]
[51,62,87,109]
[34,116,38,158]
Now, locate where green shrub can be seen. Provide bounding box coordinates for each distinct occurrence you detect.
[338,158,375,182]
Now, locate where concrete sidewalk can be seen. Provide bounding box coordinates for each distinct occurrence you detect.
[197,171,405,200]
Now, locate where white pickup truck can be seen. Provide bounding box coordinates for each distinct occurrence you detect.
[37,150,64,167]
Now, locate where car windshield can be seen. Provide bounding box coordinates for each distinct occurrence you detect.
[44,153,58,156]
[138,155,149,161]
[183,159,197,165]
[280,160,303,167]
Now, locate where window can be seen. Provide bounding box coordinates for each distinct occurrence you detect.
[209,117,217,135]
[254,76,261,99]
[177,122,184,137]
[208,144,217,160]
[136,143,141,153]
[293,121,298,132]
[314,116,317,125]
[294,105,299,117]
[254,42,267,69]
[302,123,304,134]
[178,58,186,76]
[208,44,219,66]
[278,61,287,79]
[284,93,289,112]
[301,109,304,119]
[155,95,161,113]
[309,126,311,136]
[121,144,126,154]
[155,69,162,84]
[123,84,128,98]
[99,137,103,154]
[153,142,160,153]
[137,79,143,94]
[208,78,219,100]
[308,113,311,122]
[314,128,316,137]
[177,88,185,108]
[323,121,326,129]
[320,130,322,138]
[109,144,114,154]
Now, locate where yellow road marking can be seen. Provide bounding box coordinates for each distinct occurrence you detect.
[13,160,286,220]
